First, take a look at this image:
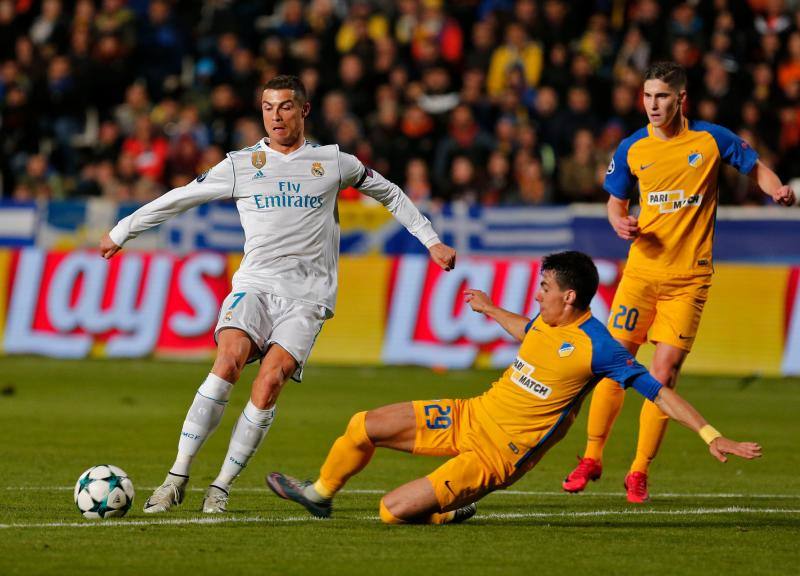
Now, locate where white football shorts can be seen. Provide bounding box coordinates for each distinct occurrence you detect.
[214,290,327,381]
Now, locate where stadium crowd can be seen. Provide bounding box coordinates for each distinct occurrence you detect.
[2,0,800,206]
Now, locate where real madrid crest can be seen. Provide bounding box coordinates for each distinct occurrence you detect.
[311,161,325,177]
[251,151,267,170]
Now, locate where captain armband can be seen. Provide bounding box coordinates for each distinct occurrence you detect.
[699,424,722,445]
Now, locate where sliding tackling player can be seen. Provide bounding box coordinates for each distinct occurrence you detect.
[268,251,760,524]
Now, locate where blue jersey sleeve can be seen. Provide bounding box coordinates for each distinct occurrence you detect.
[603,142,636,200]
[603,128,647,200]
[524,313,540,333]
[580,317,663,401]
[694,121,758,175]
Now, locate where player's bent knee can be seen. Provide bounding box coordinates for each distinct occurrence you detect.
[212,353,245,383]
[379,498,406,524]
[347,411,373,448]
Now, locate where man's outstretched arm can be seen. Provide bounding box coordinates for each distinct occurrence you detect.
[340,155,455,271]
[653,386,762,462]
[464,289,529,341]
[99,158,235,259]
[748,159,796,206]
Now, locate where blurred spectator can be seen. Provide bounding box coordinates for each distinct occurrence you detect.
[443,155,481,203]
[483,150,512,205]
[337,53,373,119]
[778,31,800,92]
[540,0,577,50]
[115,83,151,136]
[95,0,137,53]
[465,20,495,72]
[121,115,169,182]
[14,154,64,200]
[541,43,571,99]
[754,0,791,36]
[410,0,463,66]
[418,65,459,117]
[557,129,603,203]
[487,22,543,99]
[404,157,433,204]
[511,151,552,205]
[29,0,68,57]
[136,0,185,99]
[0,0,19,60]
[614,27,650,79]
[433,104,494,189]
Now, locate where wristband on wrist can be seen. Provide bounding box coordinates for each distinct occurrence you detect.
[699,424,722,445]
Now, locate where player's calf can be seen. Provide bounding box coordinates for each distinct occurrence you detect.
[378,497,477,525]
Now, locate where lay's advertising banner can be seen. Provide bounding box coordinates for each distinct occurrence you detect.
[1,248,798,376]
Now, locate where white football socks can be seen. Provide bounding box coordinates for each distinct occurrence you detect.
[211,400,275,492]
[170,373,233,477]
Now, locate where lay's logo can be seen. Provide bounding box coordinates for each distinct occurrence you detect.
[688,152,703,168]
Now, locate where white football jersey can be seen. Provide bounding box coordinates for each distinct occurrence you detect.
[109,139,440,314]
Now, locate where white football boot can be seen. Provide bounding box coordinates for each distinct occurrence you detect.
[142,474,188,514]
[201,485,229,513]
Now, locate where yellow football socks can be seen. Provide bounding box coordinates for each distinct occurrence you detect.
[630,399,670,474]
[584,377,626,461]
[316,411,375,498]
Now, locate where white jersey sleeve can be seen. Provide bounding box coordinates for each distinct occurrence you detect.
[338,151,440,248]
[109,156,235,246]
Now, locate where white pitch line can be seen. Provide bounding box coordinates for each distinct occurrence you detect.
[2,507,799,530]
[480,507,800,520]
[0,515,327,530]
[6,486,799,499]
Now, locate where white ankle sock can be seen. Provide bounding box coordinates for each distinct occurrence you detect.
[211,401,275,492]
[170,373,233,477]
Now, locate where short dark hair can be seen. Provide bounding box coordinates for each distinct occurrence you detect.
[541,251,599,310]
[263,74,307,104]
[644,61,687,91]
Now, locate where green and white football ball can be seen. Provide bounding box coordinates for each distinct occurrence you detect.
[74,465,135,519]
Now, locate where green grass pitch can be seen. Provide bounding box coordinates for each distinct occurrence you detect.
[0,357,798,575]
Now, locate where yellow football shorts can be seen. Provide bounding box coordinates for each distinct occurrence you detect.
[412,398,532,511]
[607,269,711,351]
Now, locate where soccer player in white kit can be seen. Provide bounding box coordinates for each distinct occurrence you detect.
[99,75,457,514]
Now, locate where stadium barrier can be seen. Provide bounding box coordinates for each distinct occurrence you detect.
[1,249,798,376]
[3,200,800,262]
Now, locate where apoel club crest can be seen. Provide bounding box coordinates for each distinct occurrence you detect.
[558,342,575,358]
[311,161,325,177]
[688,151,703,168]
[251,151,267,169]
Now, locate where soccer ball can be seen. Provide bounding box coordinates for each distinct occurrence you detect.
[74,465,135,519]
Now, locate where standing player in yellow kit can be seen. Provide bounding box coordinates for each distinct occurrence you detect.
[562,62,795,503]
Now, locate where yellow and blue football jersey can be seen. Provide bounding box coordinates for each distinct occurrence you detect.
[604,119,758,276]
[474,311,662,467]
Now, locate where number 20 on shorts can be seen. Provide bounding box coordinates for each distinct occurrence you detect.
[612,305,639,331]
[424,404,452,430]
